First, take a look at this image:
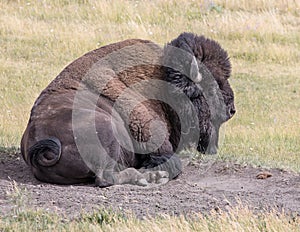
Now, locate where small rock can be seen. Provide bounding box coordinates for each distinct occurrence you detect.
[256,171,272,179]
[223,199,231,206]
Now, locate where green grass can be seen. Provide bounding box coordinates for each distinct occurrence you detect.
[219,64,300,171]
[1,0,299,170]
[1,206,299,232]
[0,0,300,230]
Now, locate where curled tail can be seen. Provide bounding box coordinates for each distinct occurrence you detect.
[141,153,182,180]
[28,137,61,168]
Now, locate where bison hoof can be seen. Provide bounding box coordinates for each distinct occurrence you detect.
[136,178,149,186]
[143,171,169,184]
[157,177,169,185]
[95,178,113,188]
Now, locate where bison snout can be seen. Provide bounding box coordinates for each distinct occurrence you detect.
[227,105,236,120]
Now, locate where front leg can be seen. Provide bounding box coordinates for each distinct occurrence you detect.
[95,168,169,187]
[140,170,169,184]
[114,168,149,186]
[116,168,169,185]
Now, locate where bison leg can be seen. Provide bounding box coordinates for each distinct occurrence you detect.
[95,169,115,188]
[140,170,169,185]
[115,168,169,186]
[95,168,169,187]
[140,153,182,180]
[114,168,148,186]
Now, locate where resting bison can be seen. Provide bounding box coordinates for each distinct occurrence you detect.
[21,32,235,187]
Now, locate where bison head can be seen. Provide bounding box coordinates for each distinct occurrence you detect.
[163,32,235,154]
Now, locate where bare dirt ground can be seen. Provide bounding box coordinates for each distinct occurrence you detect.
[0,152,299,219]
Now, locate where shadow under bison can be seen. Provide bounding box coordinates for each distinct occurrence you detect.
[21,32,235,187]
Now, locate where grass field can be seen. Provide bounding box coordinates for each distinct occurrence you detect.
[1,206,299,232]
[0,0,299,230]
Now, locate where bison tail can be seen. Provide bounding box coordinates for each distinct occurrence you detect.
[28,137,62,168]
[141,153,182,180]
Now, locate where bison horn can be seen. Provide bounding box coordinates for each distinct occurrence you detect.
[190,56,202,83]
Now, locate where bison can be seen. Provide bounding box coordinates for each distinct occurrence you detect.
[21,32,235,187]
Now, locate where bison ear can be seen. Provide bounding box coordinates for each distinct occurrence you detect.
[190,56,202,83]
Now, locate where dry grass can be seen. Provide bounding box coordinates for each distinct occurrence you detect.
[1,0,299,171]
[1,206,299,232]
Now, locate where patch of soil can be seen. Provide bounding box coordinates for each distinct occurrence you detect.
[0,152,299,219]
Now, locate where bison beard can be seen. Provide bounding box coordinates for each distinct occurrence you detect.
[21,33,235,187]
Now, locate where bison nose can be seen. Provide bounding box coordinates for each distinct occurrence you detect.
[230,108,236,116]
[229,107,236,118]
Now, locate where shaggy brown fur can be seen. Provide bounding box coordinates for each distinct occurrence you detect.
[21,33,235,187]
[163,32,235,154]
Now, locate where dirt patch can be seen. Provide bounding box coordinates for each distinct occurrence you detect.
[0,152,299,219]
